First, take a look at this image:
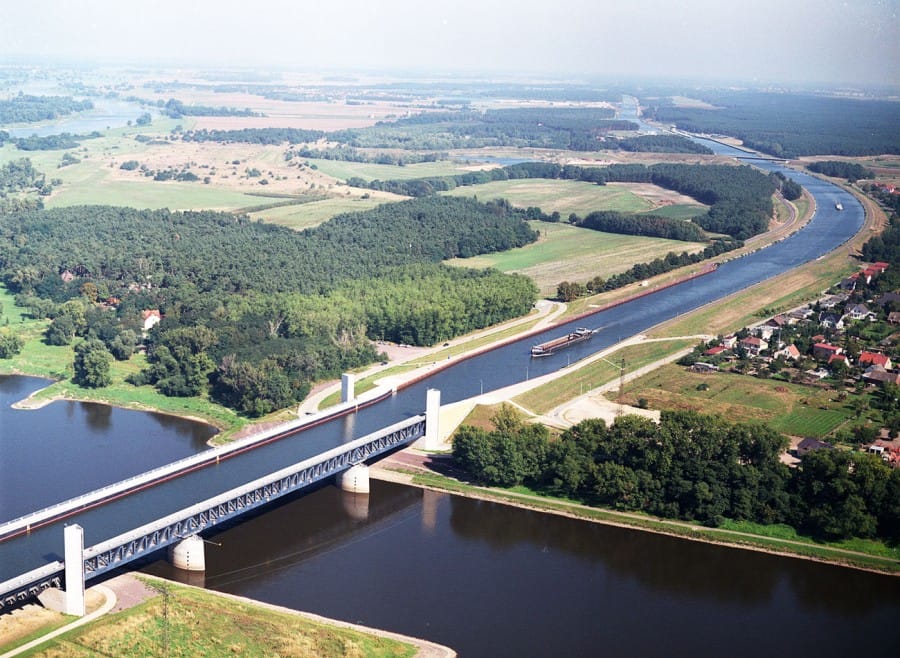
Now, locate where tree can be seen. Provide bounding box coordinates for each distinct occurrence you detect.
[73,339,112,388]
[45,315,76,345]
[0,330,24,358]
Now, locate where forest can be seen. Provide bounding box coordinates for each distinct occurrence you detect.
[9,131,102,151]
[0,198,538,415]
[0,94,93,123]
[603,134,712,154]
[453,408,900,542]
[647,92,900,157]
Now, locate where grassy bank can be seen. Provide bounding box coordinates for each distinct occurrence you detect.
[513,338,697,414]
[13,579,417,657]
[404,471,900,575]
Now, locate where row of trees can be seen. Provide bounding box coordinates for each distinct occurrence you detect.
[453,408,900,541]
[158,98,260,118]
[181,127,325,145]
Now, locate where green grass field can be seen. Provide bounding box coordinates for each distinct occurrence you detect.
[250,195,390,229]
[442,178,657,215]
[446,221,704,296]
[619,362,866,437]
[640,204,705,219]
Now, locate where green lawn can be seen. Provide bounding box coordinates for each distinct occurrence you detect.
[446,221,704,297]
[442,178,657,215]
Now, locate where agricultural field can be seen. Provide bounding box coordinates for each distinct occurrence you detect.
[618,362,864,437]
[446,220,705,296]
[443,179,706,217]
[249,195,396,230]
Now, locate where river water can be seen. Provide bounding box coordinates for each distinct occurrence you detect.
[145,480,899,658]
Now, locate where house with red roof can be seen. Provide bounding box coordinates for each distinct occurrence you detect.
[704,345,727,357]
[774,344,801,361]
[141,309,162,331]
[858,351,892,370]
[812,343,842,361]
[740,336,768,356]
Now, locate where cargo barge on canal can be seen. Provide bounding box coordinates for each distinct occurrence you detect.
[531,327,595,357]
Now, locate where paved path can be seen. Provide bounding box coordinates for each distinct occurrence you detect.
[1,584,116,658]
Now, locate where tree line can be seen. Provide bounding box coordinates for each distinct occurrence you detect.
[808,160,875,180]
[181,127,326,145]
[0,94,93,123]
[453,408,900,542]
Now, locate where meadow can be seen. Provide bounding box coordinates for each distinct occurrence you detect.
[446,221,704,296]
[618,362,864,437]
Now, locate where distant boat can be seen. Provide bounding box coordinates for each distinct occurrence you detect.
[531,327,594,357]
[835,202,844,211]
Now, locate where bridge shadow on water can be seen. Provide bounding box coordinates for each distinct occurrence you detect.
[140,479,422,590]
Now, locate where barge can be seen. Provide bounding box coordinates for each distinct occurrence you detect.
[531,327,594,357]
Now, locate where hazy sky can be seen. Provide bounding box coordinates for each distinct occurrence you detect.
[2,0,898,86]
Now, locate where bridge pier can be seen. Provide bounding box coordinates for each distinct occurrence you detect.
[63,524,86,616]
[337,463,370,494]
[341,373,356,403]
[423,388,441,450]
[168,535,206,572]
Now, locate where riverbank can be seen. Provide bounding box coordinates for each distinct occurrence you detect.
[0,572,455,657]
[369,454,900,577]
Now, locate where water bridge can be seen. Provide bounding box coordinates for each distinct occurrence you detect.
[0,390,440,614]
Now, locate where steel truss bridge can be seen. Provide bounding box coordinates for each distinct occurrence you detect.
[0,415,425,611]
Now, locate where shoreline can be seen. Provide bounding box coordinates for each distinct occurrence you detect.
[369,457,900,577]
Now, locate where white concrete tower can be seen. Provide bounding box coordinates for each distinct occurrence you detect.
[63,524,86,616]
